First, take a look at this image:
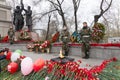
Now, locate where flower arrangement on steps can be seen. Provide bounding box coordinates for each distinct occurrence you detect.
[92,23,105,43]
[19,30,32,41]
[1,49,120,80]
[70,23,105,43]
[27,40,51,53]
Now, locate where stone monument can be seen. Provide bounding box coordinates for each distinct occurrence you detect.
[13,0,39,41]
[0,0,12,37]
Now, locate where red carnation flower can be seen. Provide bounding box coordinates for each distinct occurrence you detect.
[111,57,118,62]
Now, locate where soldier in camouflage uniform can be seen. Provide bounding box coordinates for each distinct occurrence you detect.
[80,22,92,59]
[60,27,70,56]
[8,27,15,45]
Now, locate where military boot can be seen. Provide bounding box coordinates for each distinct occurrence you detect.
[83,51,89,59]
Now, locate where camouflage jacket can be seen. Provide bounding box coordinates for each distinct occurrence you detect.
[60,30,70,43]
[8,29,15,38]
[80,27,92,43]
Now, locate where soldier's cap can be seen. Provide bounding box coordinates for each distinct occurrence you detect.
[63,27,67,30]
[83,22,87,24]
[10,26,13,29]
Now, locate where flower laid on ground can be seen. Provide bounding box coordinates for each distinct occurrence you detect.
[26,43,34,49]
[45,58,118,80]
[26,40,51,53]
[0,49,120,80]
[40,40,51,49]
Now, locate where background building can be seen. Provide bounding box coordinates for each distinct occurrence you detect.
[0,0,12,37]
[108,37,120,43]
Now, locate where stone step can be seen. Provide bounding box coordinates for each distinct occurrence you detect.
[0,43,28,51]
[51,45,120,60]
[1,43,120,60]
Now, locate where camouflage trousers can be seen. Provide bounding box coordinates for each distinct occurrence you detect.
[62,42,69,56]
[81,42,90,56]
[9,37,14,44]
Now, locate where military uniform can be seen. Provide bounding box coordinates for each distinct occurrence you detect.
[80,26,92,59]
[60,28,70,56]
[8,28,15,44]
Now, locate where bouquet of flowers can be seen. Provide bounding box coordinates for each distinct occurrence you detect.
[52,32,60,42]
[92,23,105,43]
[19,30,31,41]
[40,40,51,53]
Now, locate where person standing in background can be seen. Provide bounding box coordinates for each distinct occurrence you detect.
[80,22,92,59]
[60,26,70,56]
[8,27,15,45]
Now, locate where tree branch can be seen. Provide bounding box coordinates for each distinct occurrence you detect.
[76,0,81,11]
[48,0,59,7]
[33,9,57,21]
[94,0,113,23]
[48,0,61,13]
[103,0,113,13]
[60,0,64,5]
[100,0,104,12]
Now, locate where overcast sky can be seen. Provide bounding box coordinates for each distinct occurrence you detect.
[23,0,100,25]
[6,0,120,31]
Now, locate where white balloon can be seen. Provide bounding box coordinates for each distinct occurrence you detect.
[11,52,20,62]
[21,57,33,76]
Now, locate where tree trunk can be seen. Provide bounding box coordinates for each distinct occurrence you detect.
[74,11,78,31]
[61,13,67,27]
[94,15,101,23]
[46,15,51,40]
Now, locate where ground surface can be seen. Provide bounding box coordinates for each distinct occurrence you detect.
[23,52,104,69]
[0,43,104,69]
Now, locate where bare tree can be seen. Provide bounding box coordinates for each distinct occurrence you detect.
[47,0,67,27]
[72,0,81,31]
[32,9,57,22]
[94,0,113,23]
[53,12,60,29]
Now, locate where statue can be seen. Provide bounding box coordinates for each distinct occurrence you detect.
[60,27,70,56]
[13,0,24,31]
[24,6,32,31]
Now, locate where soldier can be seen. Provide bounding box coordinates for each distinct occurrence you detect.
[60,27,70,56]
[8,27,15,44]
[80,22,92,59]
